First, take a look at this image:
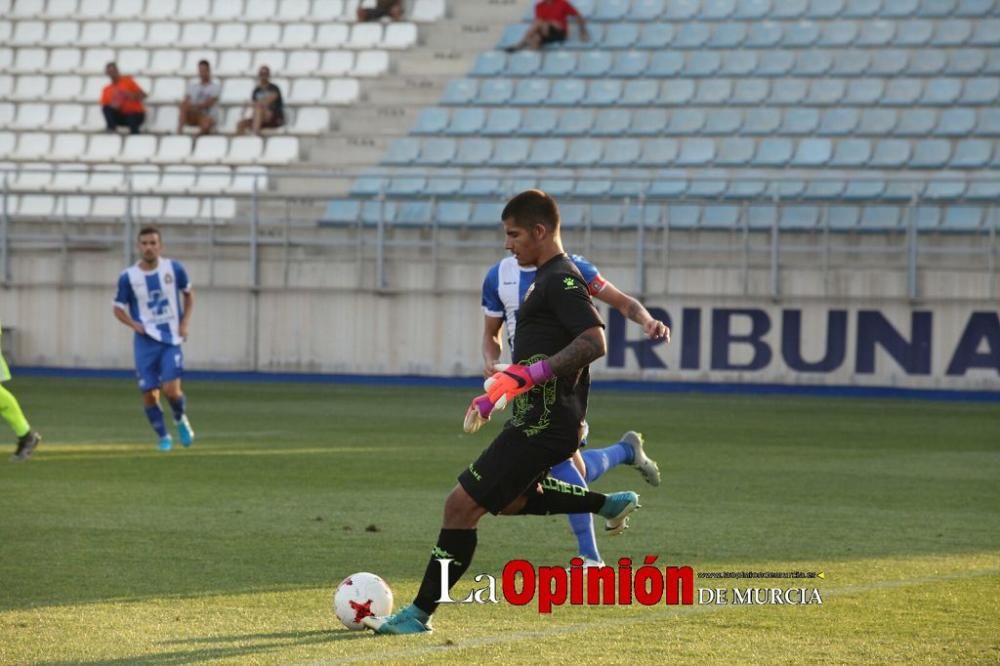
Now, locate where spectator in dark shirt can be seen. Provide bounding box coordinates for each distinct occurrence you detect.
[236,66,285,135]
[506,0,589,52]
[356,0,404,21]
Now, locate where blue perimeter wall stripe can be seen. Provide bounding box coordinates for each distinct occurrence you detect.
[11,366,1000,402]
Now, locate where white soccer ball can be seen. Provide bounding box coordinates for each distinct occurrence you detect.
[333,572,394,630]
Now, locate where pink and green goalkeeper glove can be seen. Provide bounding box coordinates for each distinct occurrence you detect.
[463,360,554,433]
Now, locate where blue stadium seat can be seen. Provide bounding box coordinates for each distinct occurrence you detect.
[471,51,505,76]
[623,80,659,105]
[454,138,492,165]
[703,108,742,135]
[708,22,748,48]
[604,139,641,165]
[721,179,764,198]
[687,170,728,198]
[385,138,420,165]
[497,25,527,50]
[630,0,667,20]
[720,50,759,76]
[943,207,983,230]
[882,78,923,105]
[665,0,700,19]
[648,170,689,197]
[604,23,640,48]
[512,79,550,106]
[558,203,586,228]
[659,79,696,104]
[549,79,586,105]
[577,51,613,77]
[826,206,861,229]
[585,80,623,105]
[896,108,937,135]
[756,50,795,75]
[744,107,781,134]
[492,138,530,166]
[623,203,664,228]
[956,0,996,16]
[882,0,919,16]
[638,138,680,165]
[449,108,486,135]
[936,108,976,136]
[595,0,630,20]
[978,108,1000,135]
[322,199,361,224]
[819,20,859,47]
[802,181,847,200]
[807,78,846,105]
[781,206,821,228]
[518,108,558,135]
[416,137,457,165]
[746,205,777,229]
[860,206,903,230]
[733,79,769,104]
[483,108,521,136]
[959,78,999,105]
[677,138,716,166]
[425,172,462,195]
[666,204,703,229]
[854,19,896,46]
[388,177,425,196]
[648,51,685,77]
[574,171,613,198]
[755,138,794,165]
[507,50,542,76]
[584,23,606,45]
[919,0,959,17]
[932,19,972,46]
[882,181,920,202]
[951,139,992,167]
[909,51,948,77]
[564,139,604,166]
[471,202,502,227]
[637,23,674,48]
[829,138,872,166]
[895,19,934,45]
[538,173,575,197]
[460,173,503,196]
[797,50,833,75]
[783,108,821,134]
[611,51,650,77]
[360,201,397,225]
[442,79,477,105]
[783,20,820,47]
[923,180,967,200]
[716,137,755,165]
[666,108,706,134]
[478,79,514,105]
[946,49,987,75]
[526,138,567,166]
[792,138,833,166]
[686,52,722,77]
[631,108,669,135]
[570,0,596,15]
[857,109,897,135]
[396,201,433,226]
[414,107,448,134]
[910,139,951,167]
[869,49,908,75]
[771,79,808,104]
[841,180,886,200]
[871,139,912,166]
[673,22,711,48]
[844,0,881,17]
[966,180,1000,201]
[593,109,632,135]
[845,79,884,106]
[702,205,740,229]
[610,169,651,197]
[554,108,595,135]
[703,0,738,18]
[746,21,783,47]
[541,51,577,77]
[589,203,623,226]
[695,79,733,104]
[738,0,775,18]
[818,108,859,135]
[922,78,962,105]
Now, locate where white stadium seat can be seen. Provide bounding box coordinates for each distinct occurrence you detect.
[0,76,12,98]
[12,21,46,47]
[187,136,229,164]
[111,0,145,19]
[0,104,13,127]
[281,23,315,48]
[11,162,51,192]
[12,75,47,101]
[288,78,325,104]
[248,24,282,48]
[285,50,320,76]
[62,194,92,216]
[78,22,114,48]
[80,75,104,101]
[412,0,446,21]
[153,135,193,163]
[220,77,254,104]
[150,77,184,103]
[16,194,56,217]
[48,103,86,131]
[11,102,49,129]
[149,106,177,133]
[384,23,418,49]
[252,50,287,73]
[83,165,126,193]
[227,136,263,164]
[325,78,360,104]
[312,0,346,21]
[291,107,329,134]
[84,134,122,162]
[278,0,311,21]
[348,23,382,49]
[47,0,79,17]
[82,48,116,75]
[91,194,128,218]
[48,48,81,73]
[183,50,218,73]
[11,0,44,18]
[117,49,150,74]
[0,47,13,72]
[223,107,245,133]
[210,0,244,20]
[135,196,164,219]
[146,22,181,48]
[260,136,299,164]
[177,0,206,20]
[128,164,161,193]
[218,50,253,77]
[121,135,158,163]
[45,21,79,46]
[0,134,14,160]
[200,197,236,221]
[113,21,147,47]
[353,50,388,77]
[82,104,104,130]
[191,165,232,194]
[13,132,52,160]
[231,165,268,192]
[215,24,249,48]
[179,23,215,48]
[13,48,47,74]
[144,0,178,19]
[319,50,353,76]
[76,0,112,19]
[164,196,200,220]
[246,0,278,21]
[160,165,197,193]
[149,50,184,76]
[316,23,349,47]
[50,163,89,191]
[51,133,86,161]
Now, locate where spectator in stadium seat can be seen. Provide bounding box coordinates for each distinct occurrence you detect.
[505,0,589,52]
[236,66,285,135]
[100,62,147,134]
[177,60,221,135]
[356,0,404,21]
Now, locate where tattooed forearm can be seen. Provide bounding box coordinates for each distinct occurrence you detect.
[625,299,644,322]
[548,327,606,375]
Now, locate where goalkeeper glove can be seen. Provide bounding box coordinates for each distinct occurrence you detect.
[462,360,554,433]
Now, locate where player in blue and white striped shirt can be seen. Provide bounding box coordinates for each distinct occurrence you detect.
[113,227,195,452]
[482,252,669,566]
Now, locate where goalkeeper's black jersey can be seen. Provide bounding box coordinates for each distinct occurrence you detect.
[508,253,605,440]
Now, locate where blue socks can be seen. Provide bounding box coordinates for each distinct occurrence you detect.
[549,459,601,562]
[168,395,186,422]
[144,404,167,438]
[582,441,634,484]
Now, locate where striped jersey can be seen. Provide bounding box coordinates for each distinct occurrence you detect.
[113,258,191,346]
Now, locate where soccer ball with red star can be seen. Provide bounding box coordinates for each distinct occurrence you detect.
[333,572,394,630]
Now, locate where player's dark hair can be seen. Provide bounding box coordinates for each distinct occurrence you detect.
[138,226,161,240]
[501,189,560,232]
[198,59,210,68]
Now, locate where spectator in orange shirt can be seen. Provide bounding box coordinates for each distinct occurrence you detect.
[101,62,147,134]
[506,0,589,52]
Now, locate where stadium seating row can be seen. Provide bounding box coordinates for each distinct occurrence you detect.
[322,198,998,231]
[0,132,300,165]
[0,20,419,50]
[521,0,998,21]
[497,18,1000,50]
[0,47,390,78]
[0,74,361,106]
[0,163,267,195]
[3,0,446,23]
[471,47,1000,79]
[0,192,238,220]
[441,76,999,107]
[413,106,1000,138]
[381,136,998,169]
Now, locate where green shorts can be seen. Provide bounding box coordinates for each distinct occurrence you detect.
[0,326,10,383]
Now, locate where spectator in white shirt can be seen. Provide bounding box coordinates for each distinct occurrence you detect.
[177,60,221,135]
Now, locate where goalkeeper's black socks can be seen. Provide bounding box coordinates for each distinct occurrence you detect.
[517,475,606,515]
[413,528,478,615]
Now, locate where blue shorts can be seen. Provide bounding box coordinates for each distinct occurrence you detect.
[134,336,183,392]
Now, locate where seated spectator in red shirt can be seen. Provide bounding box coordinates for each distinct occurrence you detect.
[100,62,147,134]
[506,0,589,52]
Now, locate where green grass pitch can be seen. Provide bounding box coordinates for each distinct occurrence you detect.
[1,376,998,665]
